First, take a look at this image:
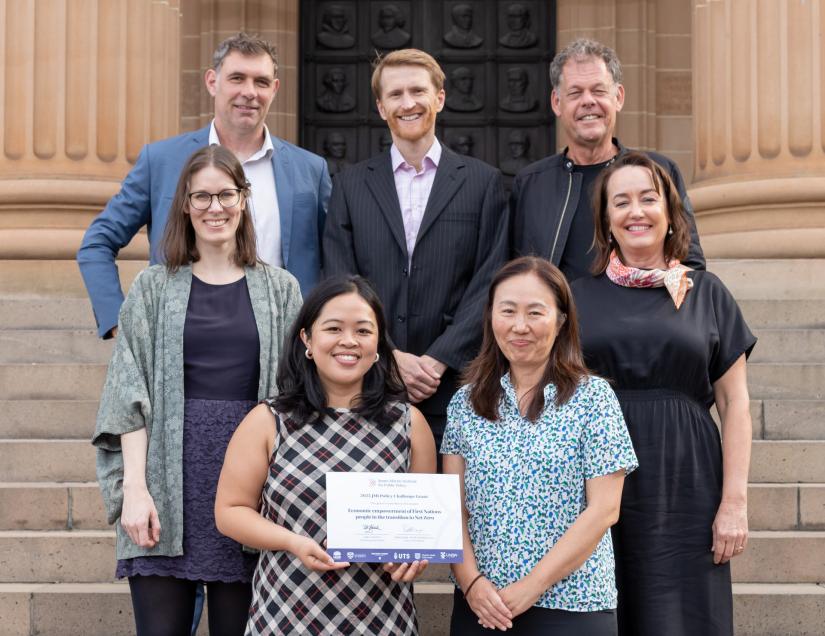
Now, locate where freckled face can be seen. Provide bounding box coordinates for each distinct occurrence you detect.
[376,65,444,144]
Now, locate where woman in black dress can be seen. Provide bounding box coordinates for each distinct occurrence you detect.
[571,152,756,636]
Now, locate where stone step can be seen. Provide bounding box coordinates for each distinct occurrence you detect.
[732,583,825,636]
[755,399,825,440]
[0,483,107,531]
[748,484,825,531]
[748,363,825,400]
[0,441,96,482]
[0,298,97,330]
[0,582,208,636]
[750,441,825,483]
[0,364,107,400]
[0,330,112,363]
[0,260,144,298]
[0,400,98,439]
[749,328,825,363]
[709,259,825,300]
[0,582,823,636]
[738,299,825,329]
[731,531,825,583]
[0,530,115,583]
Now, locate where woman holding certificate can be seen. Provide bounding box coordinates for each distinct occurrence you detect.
[442,256,638,635]
[215,275,436,635]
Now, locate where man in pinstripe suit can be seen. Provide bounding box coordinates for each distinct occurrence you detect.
[323,49,509,447]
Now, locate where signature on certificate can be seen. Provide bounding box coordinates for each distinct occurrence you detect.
[362,524,381,533]
[402,525,425,535]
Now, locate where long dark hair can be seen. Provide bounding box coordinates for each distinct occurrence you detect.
[463,257,590,421]
[590,151,690,274]
[161,144,257,270]
[274,275,407,425]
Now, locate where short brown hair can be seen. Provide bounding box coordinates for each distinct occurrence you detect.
[371,49,446,99]
[161,145,257,271]
[463,256,590,421]
[213,32,278,76]
[590,152,690,274]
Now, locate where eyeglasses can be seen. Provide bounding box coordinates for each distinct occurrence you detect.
[188,189,243,210]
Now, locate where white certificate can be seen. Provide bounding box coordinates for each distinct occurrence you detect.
[325,472,463,563]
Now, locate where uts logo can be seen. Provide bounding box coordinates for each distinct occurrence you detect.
[332,551,341,560]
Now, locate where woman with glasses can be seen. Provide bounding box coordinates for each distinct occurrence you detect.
[93,144,303,636]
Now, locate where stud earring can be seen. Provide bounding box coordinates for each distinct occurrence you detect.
[668,225,673,236]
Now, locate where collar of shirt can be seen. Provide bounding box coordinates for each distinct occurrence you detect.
[208,120,274,162]
[499,372,558,411]
[390,137,442,174]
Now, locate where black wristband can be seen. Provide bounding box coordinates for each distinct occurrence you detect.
[463,573,484,597]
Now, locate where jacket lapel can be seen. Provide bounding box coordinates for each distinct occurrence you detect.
[415,147,466,243]
[272,137,294,267]
[365,152,408,258]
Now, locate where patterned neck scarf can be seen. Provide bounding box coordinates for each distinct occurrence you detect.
[605,250,694,309]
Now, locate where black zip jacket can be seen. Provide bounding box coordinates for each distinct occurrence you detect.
[509,138,706,271]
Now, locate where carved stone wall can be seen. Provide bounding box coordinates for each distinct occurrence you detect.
[0,0,180,259]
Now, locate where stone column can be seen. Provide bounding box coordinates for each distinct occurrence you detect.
[0,0,180,259]
[691,0,825,257]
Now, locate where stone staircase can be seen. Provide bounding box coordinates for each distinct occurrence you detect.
[1,259,823,635]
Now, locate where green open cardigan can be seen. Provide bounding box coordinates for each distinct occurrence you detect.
[92,262,302,560]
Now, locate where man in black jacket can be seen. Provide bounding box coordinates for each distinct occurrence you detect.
[510,38,705,278]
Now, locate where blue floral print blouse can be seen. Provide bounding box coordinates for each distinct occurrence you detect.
[441,374,638,612]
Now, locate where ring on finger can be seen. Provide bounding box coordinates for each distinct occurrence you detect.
[734,545,744,553]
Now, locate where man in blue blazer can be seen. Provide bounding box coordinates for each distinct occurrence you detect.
[78,33,331,338]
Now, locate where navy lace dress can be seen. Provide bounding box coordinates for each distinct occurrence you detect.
[117,275,260,582]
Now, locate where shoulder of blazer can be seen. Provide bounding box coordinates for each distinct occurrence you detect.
[147,126,209,156]
[272,135,327,172]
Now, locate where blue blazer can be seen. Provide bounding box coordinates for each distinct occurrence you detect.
[77,126,331,337]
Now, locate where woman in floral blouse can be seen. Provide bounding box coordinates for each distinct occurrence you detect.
[441,256,638,635]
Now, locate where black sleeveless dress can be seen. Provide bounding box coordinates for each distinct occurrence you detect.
[572,271,756,636]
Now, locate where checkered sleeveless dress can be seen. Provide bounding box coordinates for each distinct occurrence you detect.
[245,401,418,635]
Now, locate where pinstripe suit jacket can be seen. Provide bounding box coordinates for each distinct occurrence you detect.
[323,145,508,423]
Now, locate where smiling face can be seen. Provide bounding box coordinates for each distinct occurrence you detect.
[300,292,379,400]
[186,165,245,251]
[551,56,624,153]
[376,65,444,145]
[205,51,279,138]
[605,165,669,268]
[491,272,564,374]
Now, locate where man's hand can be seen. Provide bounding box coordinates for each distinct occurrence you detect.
[420,355,447,377]
[393,351,441,403]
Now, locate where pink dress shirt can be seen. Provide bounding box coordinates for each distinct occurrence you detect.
[390,139,442,263]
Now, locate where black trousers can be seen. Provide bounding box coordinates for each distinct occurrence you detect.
[450,588,618,636]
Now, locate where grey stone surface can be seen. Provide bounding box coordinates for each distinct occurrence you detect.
[0,441,96,482]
